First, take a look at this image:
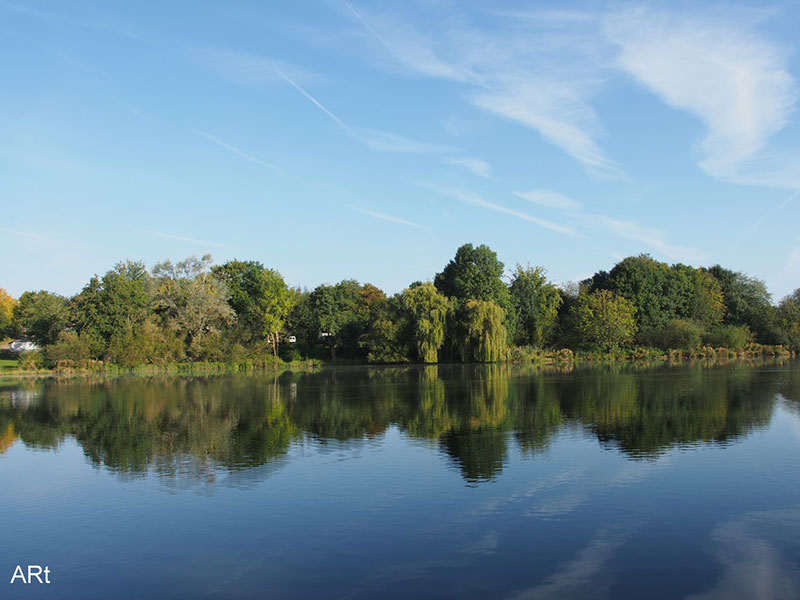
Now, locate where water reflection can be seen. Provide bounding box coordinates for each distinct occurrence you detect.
[0,360,795,485]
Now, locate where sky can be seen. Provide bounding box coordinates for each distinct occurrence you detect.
[2,0,800,302]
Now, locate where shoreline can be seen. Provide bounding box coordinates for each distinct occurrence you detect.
[1,344,795,380]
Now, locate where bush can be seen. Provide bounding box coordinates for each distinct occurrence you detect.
[44,331,91,367]
[18,350,44,370]
[703,325,752,350]
[639,319,702,350]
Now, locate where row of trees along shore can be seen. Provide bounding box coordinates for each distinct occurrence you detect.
[1,244,799,369]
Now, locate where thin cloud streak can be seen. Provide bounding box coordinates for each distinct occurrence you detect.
[746,189,800,233]
[589,215,706,262]
[350,206,426,229]
[422,184,580,237]
[514,190,581,210]
[446,157,491,178]
[195,130,283,173]
[146,231,226,248]
[275,69,356,136]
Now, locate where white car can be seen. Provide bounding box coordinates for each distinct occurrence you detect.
[10,340,39,353]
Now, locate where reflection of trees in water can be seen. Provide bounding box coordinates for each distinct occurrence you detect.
[0,360,792,484]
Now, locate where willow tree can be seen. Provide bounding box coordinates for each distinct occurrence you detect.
[402,282,451,363]
[461,300,508,362]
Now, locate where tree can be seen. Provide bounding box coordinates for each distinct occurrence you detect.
[706,265,777,343]
[0,288,16,338]
[363,294,411,364]
[309,280,366,359]
[212,260,294,354]
[509,265,562,347]
[569,289,637,352]
[460,300,508,362]
[261,270,295,356]
[151,255,235,360]
[434,243,511,308]
[402,282,451,363]
[590,255,676,331]
[777,289,800,347]
[70,260,152,358]
[13,291,69,346]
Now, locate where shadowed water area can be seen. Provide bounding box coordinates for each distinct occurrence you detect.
[2,360,800,599]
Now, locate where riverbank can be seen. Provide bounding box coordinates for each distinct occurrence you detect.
[0,342,795,379]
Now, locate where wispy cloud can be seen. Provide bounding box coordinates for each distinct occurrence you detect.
[445,157,491,178]
[146,231,226,248]
[588,215,706,262]
[349,206,425,229]
[421,184,580,237]
[514,189,581,210]
[342,4,624,178]
[186,46,320,87]
[195,130,283,173]
[360,129,455,154]
[606,8,798,186]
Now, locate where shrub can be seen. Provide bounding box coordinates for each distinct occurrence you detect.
[703,325,752,350]
[639,319,702,350]
[45,331,91,367]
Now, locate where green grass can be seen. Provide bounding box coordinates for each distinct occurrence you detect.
[0,358,19,371]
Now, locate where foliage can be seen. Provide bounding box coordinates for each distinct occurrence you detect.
[71,260,152,358]
[212,260,294,356]
[460,300,508,362]
[0,288,16,338]
[509,264,561,347]
[13,290,69,346]
[435,244,509,304]
[707,265,777,343]
[402,282,451,363]
[703,324,753,350]
[640,319,703,350]
[569,290,637,351]
[777,289,800,347]
[152,254,235,360]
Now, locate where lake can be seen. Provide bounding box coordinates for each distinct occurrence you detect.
[2,360,800,599]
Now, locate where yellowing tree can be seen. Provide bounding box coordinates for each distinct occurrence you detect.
[0,288,16,338]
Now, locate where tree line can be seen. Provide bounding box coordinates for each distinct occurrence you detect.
[1,244,799,368]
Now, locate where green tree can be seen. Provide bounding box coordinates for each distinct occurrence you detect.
[363,294,411,363]
[509,265,562,347]
[706,265,778,343]
[13,290,69,346]
[460,300,508,362]
[212,260,294,354]
[569,289,637,351]
[71,261,152,358]
[402,282,451,363]
[590,255,676,331]
[151,254,235,360]
[434,243,511,307]
[777,289,800,347]
[309,280,369,359]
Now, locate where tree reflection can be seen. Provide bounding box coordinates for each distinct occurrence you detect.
[0,359,791,484]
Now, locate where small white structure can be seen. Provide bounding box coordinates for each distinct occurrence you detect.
[287,336,297,343]
[10,340,39,353]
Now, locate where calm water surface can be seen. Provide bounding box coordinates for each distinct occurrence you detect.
[2,361,800,599]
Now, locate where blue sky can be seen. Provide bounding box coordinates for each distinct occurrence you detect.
[2,1,800,301]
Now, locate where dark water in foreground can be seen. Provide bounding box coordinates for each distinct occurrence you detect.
[2,361,800,599]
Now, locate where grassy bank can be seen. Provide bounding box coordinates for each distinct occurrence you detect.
[0,342,795,379]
